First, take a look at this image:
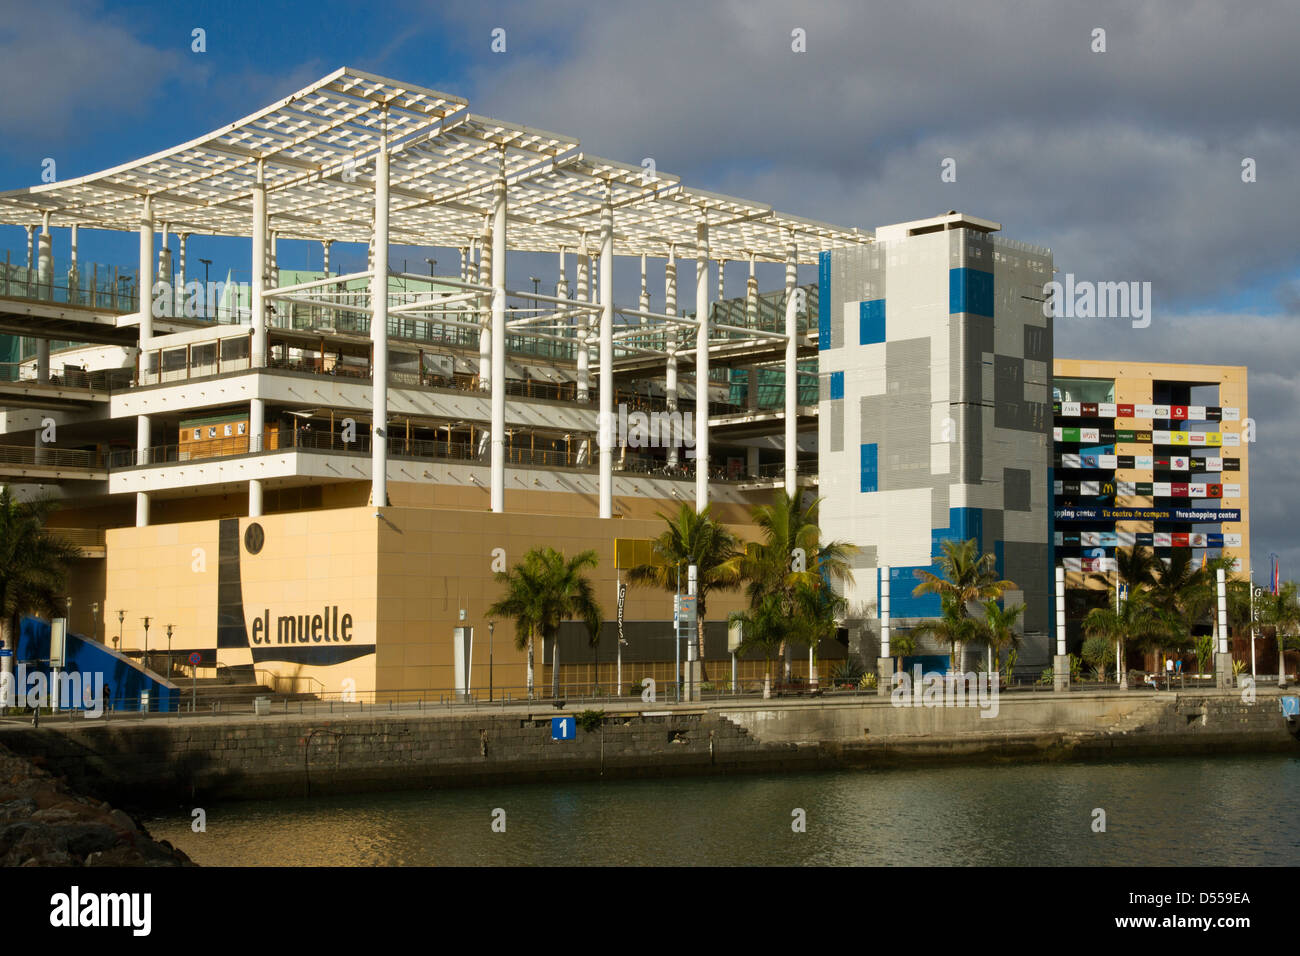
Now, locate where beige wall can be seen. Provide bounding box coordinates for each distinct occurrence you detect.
[99,494,768,702]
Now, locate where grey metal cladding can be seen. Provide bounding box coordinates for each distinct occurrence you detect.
[883,337,932,492]
[830,400,844,453]
[1003,467,1032,512]
[982,508,1004,562]
[1001,541,1051,632]
[1024,324,1051,363]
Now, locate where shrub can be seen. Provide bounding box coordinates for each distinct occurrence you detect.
[576,709,605,733]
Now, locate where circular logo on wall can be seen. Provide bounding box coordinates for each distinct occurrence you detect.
[244,522,265,555]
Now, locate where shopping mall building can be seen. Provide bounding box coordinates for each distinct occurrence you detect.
[0,68,1250,701]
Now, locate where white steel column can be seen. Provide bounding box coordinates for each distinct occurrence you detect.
[576,246,590,400]
[489,148,508,513]
[598,183,615,519]
[1054,566,1069,691]
[478,221,492,391]
[177,233,188,317]
[556,246,568,301]
[135,415,150,527]
[746,255,758,325]
[157,225,172,317]
[37,213,52,297]
[270,230,279,287]
[665,246,679,468]
[695,217,709,509]
[638,253,649,340]
[68,223,79,300]
[136,197,154,527]
[322,240,332,275]
[784,235,799,496]
[878,565,892,695]
[250,162,267,366]
[371,115,391,509]
[25,225,34,271]
[35,340,49,385]
[138,197,153,343]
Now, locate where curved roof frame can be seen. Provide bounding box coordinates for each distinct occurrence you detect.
[0,67,871,265]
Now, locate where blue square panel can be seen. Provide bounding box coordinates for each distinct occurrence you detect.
[859,299,886,344]
[949,268,994,317]
[860,443,878,493]
[829,371,845,400]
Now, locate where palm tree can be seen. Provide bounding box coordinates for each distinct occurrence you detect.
[1082,583,1166,689]
[1256,581,1300,688]
[888,631,916,676]
[912,538,1015,671]
[729,591,788,699]
[0,489,81,655]
[975,599,1026,675]
[737,491,857,680]
[789,568,848,689]
[910,595,982,672]
[626,503,741,682]
[486,547,603,700]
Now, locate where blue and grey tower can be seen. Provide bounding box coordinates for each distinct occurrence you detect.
[818,213,1055,671]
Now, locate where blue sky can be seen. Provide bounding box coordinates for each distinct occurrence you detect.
[1,0,1297,574]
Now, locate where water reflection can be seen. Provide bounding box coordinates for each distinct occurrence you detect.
[147,755,1300,867]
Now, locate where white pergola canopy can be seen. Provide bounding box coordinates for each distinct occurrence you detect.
[0,67,871,263]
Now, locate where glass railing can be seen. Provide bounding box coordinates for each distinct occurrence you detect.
[0,259,141,311]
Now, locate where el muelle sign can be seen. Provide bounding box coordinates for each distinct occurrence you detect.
[250,606,354,645]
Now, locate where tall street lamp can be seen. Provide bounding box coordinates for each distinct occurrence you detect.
[425,257,437,277]
[141,616,151,672]
[116,609,125,650]
[91,602,100,643]
[166,624,174,678]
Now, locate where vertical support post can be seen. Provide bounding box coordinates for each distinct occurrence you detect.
[37,212,52,299]
[250,161,267,366]
[877,566,892,695]
[371,113,391,509]
[638,253,649,343]
[138,197,153,343]
[177,233,188,317]
[135,415,150,527]
[136,196,154,528]
[157,225,173,318]
[35,340,49,385]
[322,239,332,276]
[784,234,798,496]
[1215,567,1233,687]
[664,246,679,468]
[490,147,507,513]
[249,397,265,516]
[68,223,79,303]
[598,182,614,519]
[576,244,590,400]
[478,220,492,392]
[694,217,709,509]
[1054,566,1069,692]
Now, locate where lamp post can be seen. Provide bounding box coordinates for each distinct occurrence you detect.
[141,616,151,672]
[166,624,174,679]
[425,257,436,277]
[116,609,124,650]
[91,602,100,643]
[64,596,71,627]
[488,621,495,702]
